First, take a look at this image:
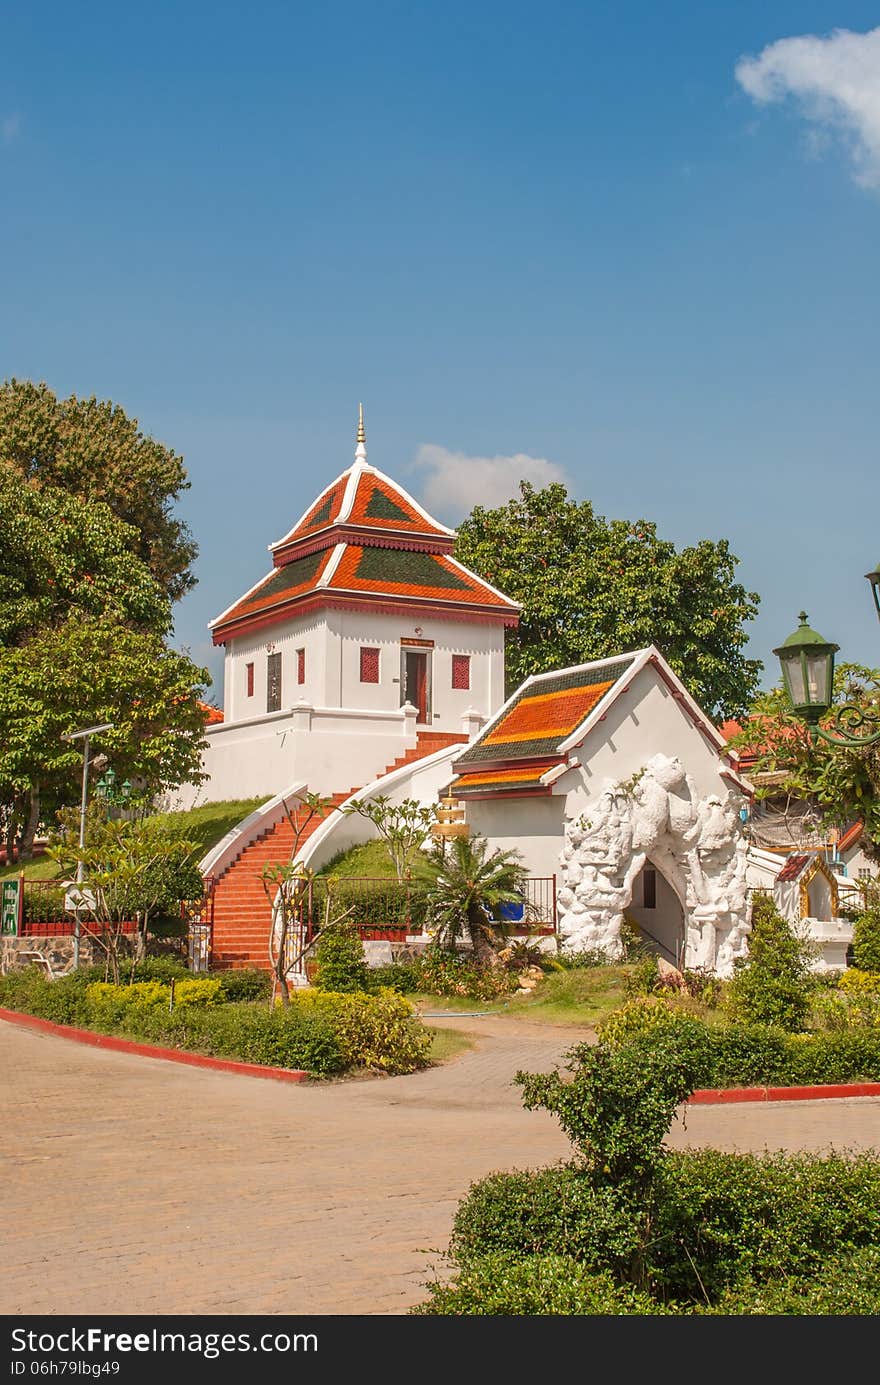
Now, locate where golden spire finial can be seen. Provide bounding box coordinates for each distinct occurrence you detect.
[357,402,366,445]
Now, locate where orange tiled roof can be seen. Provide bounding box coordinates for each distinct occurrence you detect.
[198,701,224,725]
[271,463,454,559]
[212,542,517,641]
[449,657,636,798]
[329,546,511,607]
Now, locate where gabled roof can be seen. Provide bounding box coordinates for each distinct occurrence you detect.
[449,646,751,800]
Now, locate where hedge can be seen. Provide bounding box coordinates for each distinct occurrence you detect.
[0,968,432,1076]
[442,1149,880,1310]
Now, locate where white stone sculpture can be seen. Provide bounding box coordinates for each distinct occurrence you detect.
[557,753,750,976]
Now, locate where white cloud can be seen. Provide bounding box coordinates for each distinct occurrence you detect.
[2,113,20,143]
[735,26,880,187]
[411,443,569,522]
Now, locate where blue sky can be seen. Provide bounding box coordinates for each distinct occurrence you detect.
[2,2,878,699]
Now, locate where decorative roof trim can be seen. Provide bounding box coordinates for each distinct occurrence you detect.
[555,649,648,753]
[272,527,455,566]
[348,461,455,536]
[269,476,344,552]
[317,543,346,589]
[212,592,519,645]
[444,554,522,610]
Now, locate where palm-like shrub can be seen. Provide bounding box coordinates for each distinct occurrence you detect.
[414,834,526,968]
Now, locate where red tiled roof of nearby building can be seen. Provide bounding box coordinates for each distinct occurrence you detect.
[198,701,224,725]
[836,821,864,853]
[212,450,518,643]
[776,853,812,882]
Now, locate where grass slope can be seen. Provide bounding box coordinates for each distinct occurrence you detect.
[1,798,269,881]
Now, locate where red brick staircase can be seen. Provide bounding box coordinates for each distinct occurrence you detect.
[207,731,466,970]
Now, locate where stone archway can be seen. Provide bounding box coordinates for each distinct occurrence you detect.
[556,753,750,977]
[628,859,686,967]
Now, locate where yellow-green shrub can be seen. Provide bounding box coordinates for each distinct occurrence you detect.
[171,978,223,1008]
[293,988,432,1072]
[86,981,169,1027]
[597,995,696,1048]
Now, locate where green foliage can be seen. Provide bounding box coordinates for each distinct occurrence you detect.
[412,1253,667,1315]
[412,834,528,969]
[853,902,880,973]
[447,1165,643,1277]
[727,664,880,862]
[0,379,196,601]
[310,876,428,934]
[0,969,431,1075]
[213,968,272,1003]
[700,1247,880,1315]
[622,955,659,998]
[724,892,815,1031]
[339,796,438,881]
[414,945,517,999]
[454,480,761,717]
[146,799,268,861]
[0,615,210,806]
[437,1150,880,1312]
[313,921,370,994]
[298,988,433,1073]
[554,948,616,970]
[517,1031,702,1194]
[0,461,170,647]
[653,1148,880,1302]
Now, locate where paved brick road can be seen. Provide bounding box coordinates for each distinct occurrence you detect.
[3,1014,880,1317]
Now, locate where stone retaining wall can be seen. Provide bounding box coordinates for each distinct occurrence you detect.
[1,935,101,976]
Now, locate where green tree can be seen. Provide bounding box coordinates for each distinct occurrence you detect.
[454,481,761,718]
[340,795,438,881]
[414,834,527,968]
[728,664,880,864]
[48,816,201,982]
[0,615,210,857]
[0,379,197,601]
[0,462,170,645]
[723,892,816,1031]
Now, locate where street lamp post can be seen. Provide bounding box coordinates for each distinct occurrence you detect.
[61,722,113,968]
[774,566,880,749]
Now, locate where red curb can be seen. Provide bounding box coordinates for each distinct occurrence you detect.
[0,1007,309,1084]
[689,1081,880,1105]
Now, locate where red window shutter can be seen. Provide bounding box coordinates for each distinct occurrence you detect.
[451,654,470,690]
[360,647,380,683]
[246,662,254,697]
[297,648,305,684]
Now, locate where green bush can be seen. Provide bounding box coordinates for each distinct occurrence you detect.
[448,1166,641,1277]
[311,877,428,934]
[213,968,272,1003]
[700,1246,880,1315]
[653,1148,880,1302]
[623,955,659,998]
[414,946,517,1000]
[128,1000,346,1075]
[0,965,432,1076]
[121,956,191,984]
[724,893,815,1031]
[313,921,370,993]
[852,904,880,973]
[294,988,433,1073]
[411,1253,668,1315]
[367,961,422,993]
[554,948,615,970]
[442,1148,880,1310]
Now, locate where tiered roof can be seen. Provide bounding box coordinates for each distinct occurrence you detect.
[210,411,519,644]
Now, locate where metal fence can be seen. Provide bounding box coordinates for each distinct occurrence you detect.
[303,874,557,939]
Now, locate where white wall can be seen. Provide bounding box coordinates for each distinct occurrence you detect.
[224,614,325,723]
[173,703,422,806]
[221,606,506,733]
[562,663,737,820]
[464,796,567,881]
